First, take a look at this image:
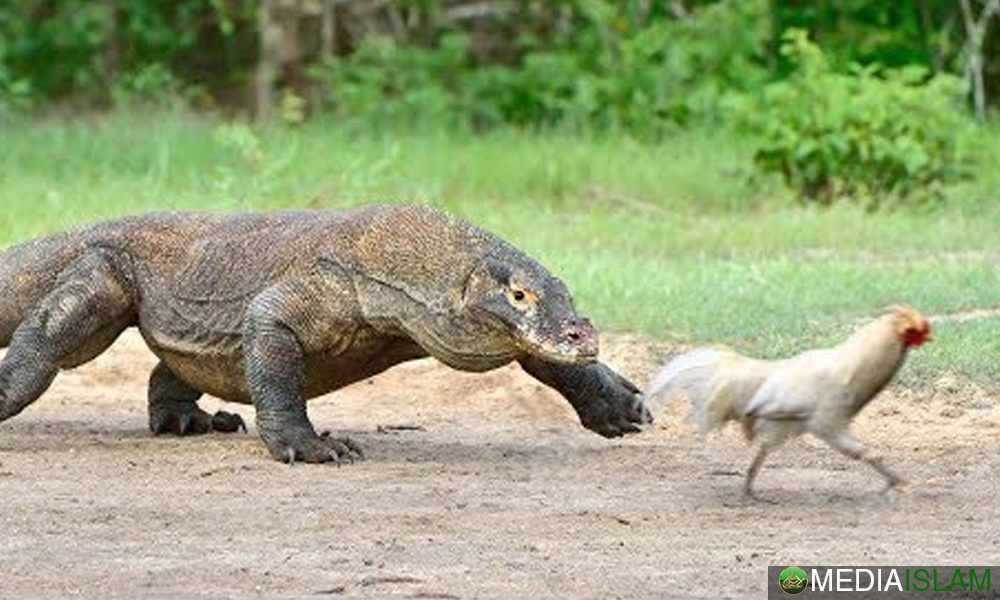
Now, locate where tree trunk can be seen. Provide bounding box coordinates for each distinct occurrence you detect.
[321,0,338,60]
[255,0,280,122]
[960,0,1000,120]
[100,1,121,107]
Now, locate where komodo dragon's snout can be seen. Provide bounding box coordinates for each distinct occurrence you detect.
[517,313,598,365]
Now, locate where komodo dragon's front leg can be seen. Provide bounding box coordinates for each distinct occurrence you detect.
[243,276,366,464]
[519,357,651,437]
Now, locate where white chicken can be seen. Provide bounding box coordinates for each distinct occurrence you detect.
[647,305,932,500]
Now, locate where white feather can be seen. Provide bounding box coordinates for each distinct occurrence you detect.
[646,347,771,437]
[645,347,730,417]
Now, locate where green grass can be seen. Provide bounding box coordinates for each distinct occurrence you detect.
[2,109,1000,383]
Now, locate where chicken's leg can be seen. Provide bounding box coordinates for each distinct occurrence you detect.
[821,431,903,491]
[743,445,776,502]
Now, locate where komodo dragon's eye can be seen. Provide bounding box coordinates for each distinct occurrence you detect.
[506,283,538,311]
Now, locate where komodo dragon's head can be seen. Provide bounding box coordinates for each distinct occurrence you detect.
[462,254,599,365]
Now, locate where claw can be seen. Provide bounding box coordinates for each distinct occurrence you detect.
[615,418,642,434]
[269,431,365,465]
[635,399,654,425]
[151,415,172,435]
[328,442,354,464]
[341,438,366,460]
[149,402,227,436]
[178,412,193,435]
[319,431,365,461]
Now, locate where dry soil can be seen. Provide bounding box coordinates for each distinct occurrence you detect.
[0,331,997,599]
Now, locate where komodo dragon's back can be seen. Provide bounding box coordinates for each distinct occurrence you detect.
[0,212,293,344]
[0,205,477,339]
[0,204,650,464]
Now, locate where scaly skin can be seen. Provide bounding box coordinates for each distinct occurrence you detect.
[0,204,650,463]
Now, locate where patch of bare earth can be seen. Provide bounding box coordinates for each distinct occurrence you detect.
[0,331,997,599]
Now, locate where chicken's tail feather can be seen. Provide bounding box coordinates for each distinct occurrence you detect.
[645,347,769,437]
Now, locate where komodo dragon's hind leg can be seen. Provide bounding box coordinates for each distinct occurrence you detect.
[0,247,135,422]
[148,362,245,435]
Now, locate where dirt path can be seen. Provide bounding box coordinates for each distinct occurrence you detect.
[0,331,997,599]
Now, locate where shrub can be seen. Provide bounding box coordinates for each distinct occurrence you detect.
[311,0,769,136]
[312,33,469,128]
[746,29,973,207]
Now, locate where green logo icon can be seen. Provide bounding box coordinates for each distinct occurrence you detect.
[779,566,808,595]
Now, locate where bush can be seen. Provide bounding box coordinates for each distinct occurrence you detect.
[603,0,770,130]
[312,33,469,129]
[746,29,973,207]
[310,0,768,136]
[0,1,253,108]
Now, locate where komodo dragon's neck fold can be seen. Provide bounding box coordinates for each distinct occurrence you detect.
[317,255,521,373]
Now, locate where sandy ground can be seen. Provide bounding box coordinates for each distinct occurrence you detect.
[0,330,997,599]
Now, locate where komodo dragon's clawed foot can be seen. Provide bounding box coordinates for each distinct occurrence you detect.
[210,411,247,433]
[275,431,366,465]
[570,367,651,437]
[150,402,245,436]
[320,430,366,463]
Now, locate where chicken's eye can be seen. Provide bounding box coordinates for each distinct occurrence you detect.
[513,290,525,302]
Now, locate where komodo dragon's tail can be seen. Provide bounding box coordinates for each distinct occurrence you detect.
[0,227,102,346]
[645,347,773,437]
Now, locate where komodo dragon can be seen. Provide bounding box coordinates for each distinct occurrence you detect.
[0,203,650,462]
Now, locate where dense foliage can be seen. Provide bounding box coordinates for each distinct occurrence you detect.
[309,0,768,133]
[748,30,973,206]
[0,1,257,108]
[2,0,996,114]
[1,0,995,206]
